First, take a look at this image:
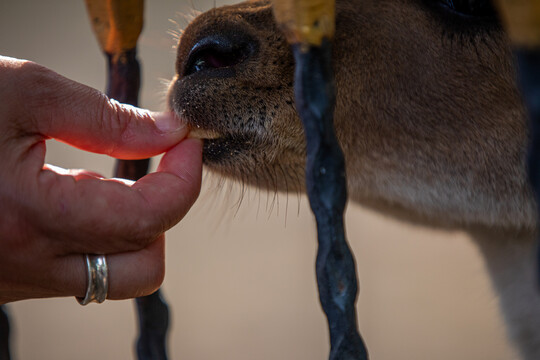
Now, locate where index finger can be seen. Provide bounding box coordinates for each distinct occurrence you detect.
[5,57,187,159]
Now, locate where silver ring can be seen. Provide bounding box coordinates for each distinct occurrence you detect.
[76,254,108,305]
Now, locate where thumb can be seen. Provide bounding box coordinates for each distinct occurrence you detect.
[13,58,185,159]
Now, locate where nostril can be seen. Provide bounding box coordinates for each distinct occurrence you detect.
[183,35,255,77]
[188,47,246,74]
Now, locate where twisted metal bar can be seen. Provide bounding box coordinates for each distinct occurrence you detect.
[0,306,10,360]
[135,291,170,360]
[495,0,540,286]
[292,41,368,360]
[104,47,170,360]
[514,50,540,285]
[85,1,170,357]
[271,0,368,356]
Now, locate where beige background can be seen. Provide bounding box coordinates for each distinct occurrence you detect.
[0,0,517,359]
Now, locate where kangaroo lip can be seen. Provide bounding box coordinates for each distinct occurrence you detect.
[201,134,252,163]
[187,128,221,140]
[170,109,221,139]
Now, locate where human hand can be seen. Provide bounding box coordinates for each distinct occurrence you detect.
[0,56,202,304]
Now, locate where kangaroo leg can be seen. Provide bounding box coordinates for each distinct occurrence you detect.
[472,229,540,360]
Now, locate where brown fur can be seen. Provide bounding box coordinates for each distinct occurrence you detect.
[168,1,539,358]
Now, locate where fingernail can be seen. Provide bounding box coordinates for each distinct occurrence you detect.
[153,112,185,134]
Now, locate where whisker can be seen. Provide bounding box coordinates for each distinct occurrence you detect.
[278,163,289,227]
[254,160,262,219]
[274,166,280,217]
[266,165,279,219]
[233,172,246,218]
[293,165,303,216]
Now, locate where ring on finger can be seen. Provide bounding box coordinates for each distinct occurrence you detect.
[76,254,108,305]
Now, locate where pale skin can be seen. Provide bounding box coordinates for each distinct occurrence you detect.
[0,55,203,304]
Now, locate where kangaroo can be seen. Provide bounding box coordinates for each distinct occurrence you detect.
[168,0,538,358]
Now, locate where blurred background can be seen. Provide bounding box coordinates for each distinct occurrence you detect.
[0,0,517,359]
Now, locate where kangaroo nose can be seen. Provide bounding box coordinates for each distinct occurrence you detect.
[183,32,256,77]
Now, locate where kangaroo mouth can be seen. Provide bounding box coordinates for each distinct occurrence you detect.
[186,126,256,163]
[203,135,253,163]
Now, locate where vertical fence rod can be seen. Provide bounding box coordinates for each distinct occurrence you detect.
[85,1,170,359]
[496,0,540,285]
[516,50,540,284]
[272,1,369,358]
[0,306,10,360]
[294,41,368,360]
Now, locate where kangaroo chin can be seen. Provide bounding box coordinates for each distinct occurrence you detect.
[168,0,539,358]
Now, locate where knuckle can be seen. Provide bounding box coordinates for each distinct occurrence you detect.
[99,99,133,156]
[96,98,118,156]
[1,59,57,109]
[14,59,49,81]
[129,235,153,251]
[7,61,58,129]
[21,62,62,107]
[129,220,163,249]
